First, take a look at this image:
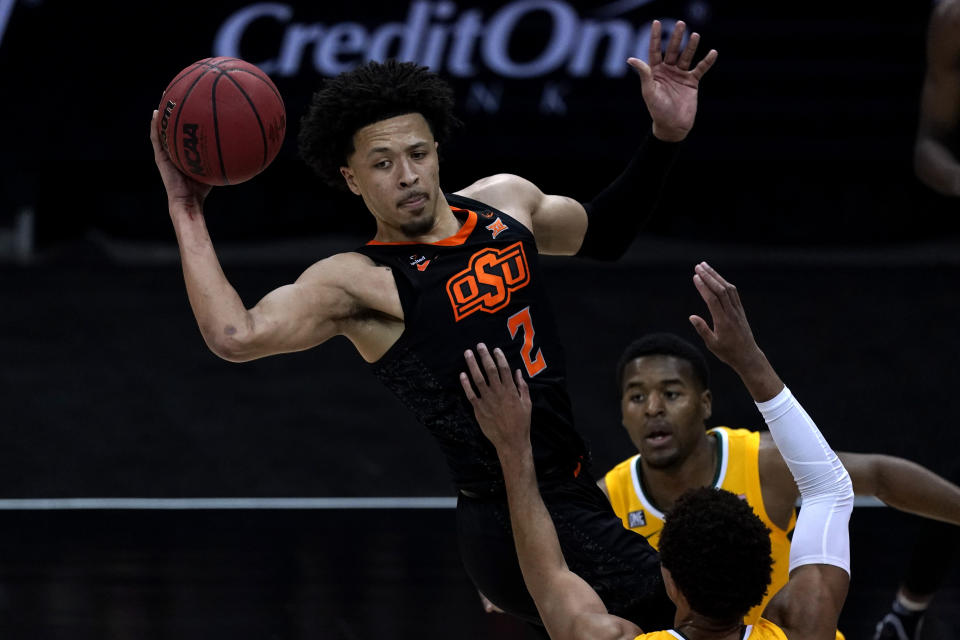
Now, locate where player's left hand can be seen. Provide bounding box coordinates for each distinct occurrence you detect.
[628,20,718,142]
[688,262,765,372]
[460,343,532,453]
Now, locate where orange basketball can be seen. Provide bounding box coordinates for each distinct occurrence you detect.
[157,57,286,186]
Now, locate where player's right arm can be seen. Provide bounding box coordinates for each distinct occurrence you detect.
[457,21,717,260]
[151,111,399,363]
[689,262,853,640]
[460,345,643,640]
[914,0,960,197]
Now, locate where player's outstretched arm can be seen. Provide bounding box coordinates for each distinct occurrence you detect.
[689,262,853,640]
[458,21,717,260]
[150,111,395,362]
[460,344,642,640]
[914,0,960,197]
[835,453,960,525]
[761,442,960,529]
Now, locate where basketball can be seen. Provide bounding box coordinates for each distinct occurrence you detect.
[156,57,286,186]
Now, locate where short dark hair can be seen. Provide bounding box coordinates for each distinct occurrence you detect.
[659,487,773,622]
[298,60,460,189]
[616,332,711,394]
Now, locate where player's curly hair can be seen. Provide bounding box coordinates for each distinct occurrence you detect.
[298,60,460,190]
[659,487,773,622]
[616,332,711,395]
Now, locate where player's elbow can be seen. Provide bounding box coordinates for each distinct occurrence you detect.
[202,322,262,363]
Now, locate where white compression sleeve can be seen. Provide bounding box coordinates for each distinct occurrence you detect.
[756,386,854,575]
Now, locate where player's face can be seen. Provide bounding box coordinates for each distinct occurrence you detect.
[340,113,443,239]
[620,355,712,469]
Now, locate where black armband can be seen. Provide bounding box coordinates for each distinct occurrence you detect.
[576,131,682,261]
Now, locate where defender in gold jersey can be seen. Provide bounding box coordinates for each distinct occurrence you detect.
[601,333,960,625]
[605,427,793,623]
[460,263,854,640]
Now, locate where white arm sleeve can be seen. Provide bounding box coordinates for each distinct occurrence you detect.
[756,386,854,575]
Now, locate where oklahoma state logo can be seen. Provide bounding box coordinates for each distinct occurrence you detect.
[446,242,530,321]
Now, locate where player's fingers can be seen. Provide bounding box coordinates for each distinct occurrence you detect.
[476,343,502,386]
[648,20,662,65]
[693,273,732,329]
[492,348,515,392]
[515,369,531,406]
[464,349,488,390]
[459,371,479,403]
[693,272,723,311]
[700,261,743,308]
[694,262,730,305]
[689,315,715,344]
[677,32,700,70]
[697,262,739,309]
[149,111,163,152]
[691,49,718,81]
[664,20,686,65]
[627,57,652,84]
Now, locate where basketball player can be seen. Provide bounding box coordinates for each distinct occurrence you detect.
[914,0,960,196]
[460,261,854,640]
[601,334,960,624]
[150,20,715,631]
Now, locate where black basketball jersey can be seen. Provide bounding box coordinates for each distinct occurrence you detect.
[354,193,588,492]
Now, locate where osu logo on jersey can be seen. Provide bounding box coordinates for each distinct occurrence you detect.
[446,242,530,321]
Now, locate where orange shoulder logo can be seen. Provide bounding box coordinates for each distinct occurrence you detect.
[485,217,508,238]
[446,242,530,322]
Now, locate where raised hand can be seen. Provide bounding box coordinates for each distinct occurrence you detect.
[628,20,718,142]
[460,343,532,453]
[688,262,763,372]
[150,110,212,212]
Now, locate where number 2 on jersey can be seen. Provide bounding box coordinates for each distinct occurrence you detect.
[507,306,547,377]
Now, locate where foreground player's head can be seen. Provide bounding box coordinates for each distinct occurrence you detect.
[616,333,713,467]
[658,487,773,624]
[298,60,459,190]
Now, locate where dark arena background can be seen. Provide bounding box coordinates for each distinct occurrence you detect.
[1,0,959,638]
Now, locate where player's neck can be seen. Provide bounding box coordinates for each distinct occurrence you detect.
[641,432,718,512]
[373,194,460,244]
[675,615,743,640]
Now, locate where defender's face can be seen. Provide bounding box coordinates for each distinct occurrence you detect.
[620,355,712,469]
[340,113,442,239]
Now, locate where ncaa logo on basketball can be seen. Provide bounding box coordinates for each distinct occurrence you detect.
[181,123,205,176]
[628,510,646,528]
[446,242,530,321]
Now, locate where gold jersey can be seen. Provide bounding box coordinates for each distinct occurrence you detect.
[604,427,796,624]
[634,618,787,640]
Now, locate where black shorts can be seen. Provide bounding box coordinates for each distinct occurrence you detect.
[456,470,674,631]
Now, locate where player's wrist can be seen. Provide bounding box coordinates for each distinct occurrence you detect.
[496,442,534,472]
[651,121,688,142]
[168,195,206,219]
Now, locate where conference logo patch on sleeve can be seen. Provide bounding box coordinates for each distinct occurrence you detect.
[485,217,509,238]
[628,510,647,528]
[446,241,530,321]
